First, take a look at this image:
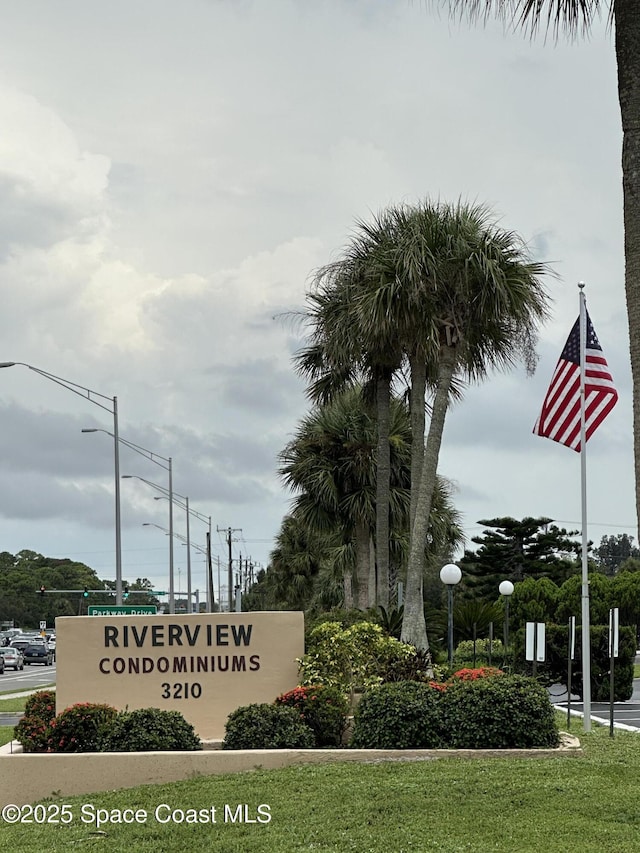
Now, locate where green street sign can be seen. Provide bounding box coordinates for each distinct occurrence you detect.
[88,605,157,616]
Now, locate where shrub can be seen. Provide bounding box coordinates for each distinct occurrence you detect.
[275,685,348,747]
[449,667,505,682]
[378,605,404,639]
[14,717,51,753]
[24,690,57,722]
[453,639,508,668]
[510,623,635,700]
[304,608,381,642]
[14,689,57,753]
[350,681,444,749]
[298,621,416,695]
[223,703,315,750]
[47,703,118,753]
[439,674,559,749]
[379,648,435,684]
[99,708,201,752]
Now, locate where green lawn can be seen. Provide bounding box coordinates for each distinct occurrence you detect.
[1,717,640,852]
[0,697,28,714]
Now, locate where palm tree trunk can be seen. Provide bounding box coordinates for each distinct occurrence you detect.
[375,373,392,608]
[368,535,377,608]
[409,354,427,532]
[343,572,353,610]
[401,345,456,650]
[615,1,640,538]
[355,520,370,610]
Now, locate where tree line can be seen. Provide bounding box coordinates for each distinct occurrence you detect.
[0,550,159,628]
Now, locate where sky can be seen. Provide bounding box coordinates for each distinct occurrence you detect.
[0,1,630,607]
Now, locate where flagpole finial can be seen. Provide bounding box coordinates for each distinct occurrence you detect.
[578,281,585,290]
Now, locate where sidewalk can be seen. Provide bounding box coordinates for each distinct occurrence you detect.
[0,687,56,701]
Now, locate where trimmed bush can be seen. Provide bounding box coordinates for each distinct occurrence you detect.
[99,708,201,752]
[275,685,348,747]
[350,681,444,749]
[14,689,57,753]
[439,674,559,749]
[453,639,508,668]
[23,689,57,721]
[47,702,118,753]
[223,703,315,750]
[449,667,505,682]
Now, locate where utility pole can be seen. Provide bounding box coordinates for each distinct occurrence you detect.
[206,528,215,613]
[218,526,241,612]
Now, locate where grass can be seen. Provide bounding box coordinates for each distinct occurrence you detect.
[0,684,54,697]
[0,697,28,713]
[1,715,640,852]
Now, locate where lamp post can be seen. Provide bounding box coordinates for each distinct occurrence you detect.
[155,495,213,612]
[143,522,208,613]
[499,580,515,651]
[0,362,123,603]
[122,469,174,614]
[440,563,462,668]
[154,494,195,613]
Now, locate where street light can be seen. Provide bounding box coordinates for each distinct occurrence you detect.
[499,580,515,651]
[0,362,123,603]
[84,429,178,613]
[154,494,191,613]
[153,495,213,613]
[122,468,174,614]
[143,521,205,612]
[440,563,462,668]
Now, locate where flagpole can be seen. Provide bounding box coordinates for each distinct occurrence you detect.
[579,281,591,732]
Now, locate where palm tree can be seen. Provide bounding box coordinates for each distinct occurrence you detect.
[279,384,412,609]
[354,200,551,649]
[442,0,640,574]
[262,514,334,610]
[294,223,404,608]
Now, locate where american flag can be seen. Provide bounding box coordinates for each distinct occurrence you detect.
[533,311,618,452]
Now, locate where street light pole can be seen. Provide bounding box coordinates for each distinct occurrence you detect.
[0,362,123,604]
[154,494,212,613]
[168,457,174,615]
[112,398,122,605]
[122,468,175,614]
[185,495,191,612]
[84,430,174,611]
[499,580,515,652]
[143,521,207,613]
[440,563,462,668]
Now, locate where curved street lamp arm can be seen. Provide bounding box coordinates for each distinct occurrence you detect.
[0,362,115,414]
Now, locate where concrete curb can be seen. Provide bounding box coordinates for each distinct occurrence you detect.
[0,732,581,807]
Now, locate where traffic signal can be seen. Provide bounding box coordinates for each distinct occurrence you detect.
[83,587,89,598]
[40,585,46,597]
[123,585,130,600]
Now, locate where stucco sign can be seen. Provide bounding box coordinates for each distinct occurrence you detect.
[55,611,304,740]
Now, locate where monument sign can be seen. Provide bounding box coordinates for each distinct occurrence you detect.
[55,611,304,740]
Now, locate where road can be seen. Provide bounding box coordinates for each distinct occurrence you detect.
[0,661,56,695]
[551,678,640,730]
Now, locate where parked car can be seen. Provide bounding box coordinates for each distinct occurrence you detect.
[23,643,53,666]
[0,647,24,670]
